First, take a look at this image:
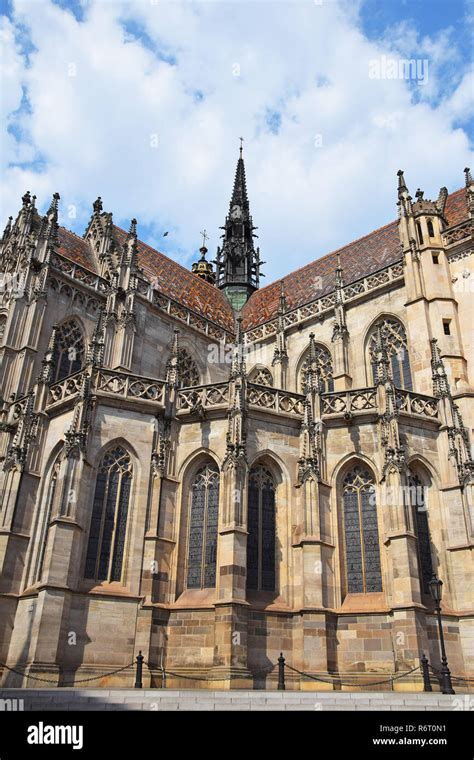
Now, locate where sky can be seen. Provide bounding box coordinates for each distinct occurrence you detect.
[1,0,473,283]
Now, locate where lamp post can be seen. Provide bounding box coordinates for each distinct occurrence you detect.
[428,574,455,695]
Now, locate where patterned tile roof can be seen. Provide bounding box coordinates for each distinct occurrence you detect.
[241,188,468,330]
[55,188,468,334]
[113,226,235,331]
[57,227,98,272]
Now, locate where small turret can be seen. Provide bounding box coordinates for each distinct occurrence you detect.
[191,229,215,284]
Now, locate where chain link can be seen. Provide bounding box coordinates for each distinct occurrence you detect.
[0,660,134,686]
[143,660,275,682]
[284,663,422,688]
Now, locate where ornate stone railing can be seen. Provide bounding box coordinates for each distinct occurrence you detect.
[395,389,439,420]
[443,219,472,247]
[47,369,166,407]
[50,252,108,293]
[48,371,84,405]
[44,371,438,424]
[321,388,377,416]
[177,382,229,412]
[244,260,404,343]
[94,369,166,404]
[247,383,305,417]
[51,252,234,344]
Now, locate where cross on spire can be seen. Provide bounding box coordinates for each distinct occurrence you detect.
[239,136,244,157]
[200,228,209,248]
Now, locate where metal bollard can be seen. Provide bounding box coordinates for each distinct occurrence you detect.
[278,652,286,691]
[134,651,144,689]
[420,652,432,692]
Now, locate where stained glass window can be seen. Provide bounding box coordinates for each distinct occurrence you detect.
[84,446,133,583]
[186,464,220,589]
[247,466,276,592]
[368,318,412,390]
[52,319,85,382]
[300,344,334,393]
[408,472,433,594]
[342,467,382,594]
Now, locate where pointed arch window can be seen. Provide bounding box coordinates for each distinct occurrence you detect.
[35,457,61,582]
[178,348,200,388]
[187,463,220,589]
[84,446,133,583]
[368,318,412,390]
[53,319,85,382]
[342,466,382,594]
[247,466,276,592]
[408,472,433,594]
[300,344,334,393]
[249,366,273,387]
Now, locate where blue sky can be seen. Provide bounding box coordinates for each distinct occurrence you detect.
[1,0,473,282]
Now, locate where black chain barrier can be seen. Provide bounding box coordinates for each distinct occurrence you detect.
[143,661,276,683]
[1,652,472,690]
[429,663,474,684]
[0,660,135,686]
[283,662,422,688]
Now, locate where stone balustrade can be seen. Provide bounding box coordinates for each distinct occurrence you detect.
[177,382,229,413]
[395,388,439,419]
[47,369,166,408]
[41,375,439,424]
[246,383,305,417]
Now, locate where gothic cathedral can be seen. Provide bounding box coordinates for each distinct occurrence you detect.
[0,151,473,690]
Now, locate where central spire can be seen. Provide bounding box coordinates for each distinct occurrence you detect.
[215,141,264,310]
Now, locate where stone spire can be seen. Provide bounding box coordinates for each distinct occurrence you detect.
[431,338,474,487]
[272,281,288,370]
[224,316,247,469]
[38,325,58,384]
[302,333,323,394]
[297,395,321,484]
[464,167,474,219]
[430,338,450,398]
[332,252,348,341]
[215,142,264,309]
[165,328,180,388]
[372,324,390,386]
[86,307,106,369]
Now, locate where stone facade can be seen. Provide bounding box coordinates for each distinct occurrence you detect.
[0,159,473,692]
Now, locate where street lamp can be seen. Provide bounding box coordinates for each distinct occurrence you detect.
[428,574,455,695]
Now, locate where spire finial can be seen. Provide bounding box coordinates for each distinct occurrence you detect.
[239,136,244,158]
[397,169,409,199]
[200,228,209,249]
[93,196,103,214]
[128,218,137,238]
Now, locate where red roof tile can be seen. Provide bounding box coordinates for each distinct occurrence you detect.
[55,187,468,334]
[444,187,468,227]
[241,187,469,330]
[113,226,235,332]
[57,227,98,272]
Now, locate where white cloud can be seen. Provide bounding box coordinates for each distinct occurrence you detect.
[1,0,472,281]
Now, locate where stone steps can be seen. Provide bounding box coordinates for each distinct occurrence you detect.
[1,688,470,711]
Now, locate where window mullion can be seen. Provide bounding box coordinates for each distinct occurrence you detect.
[108,470,122,582]
[201,480,208,589]
[95,472,109,581]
